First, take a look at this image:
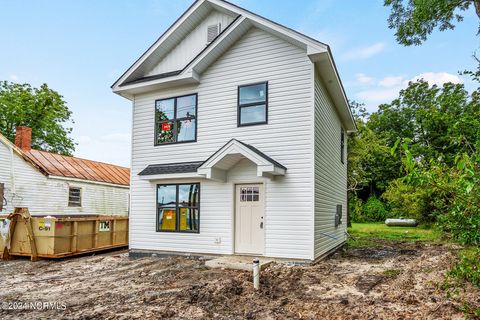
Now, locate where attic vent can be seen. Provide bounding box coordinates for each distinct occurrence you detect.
[207,23,221,44]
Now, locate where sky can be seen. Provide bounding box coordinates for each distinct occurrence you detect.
[0,0,478,167]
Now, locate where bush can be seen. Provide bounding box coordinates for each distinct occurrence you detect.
[363,196,389,222]
[349,195,389,222]
[448,248,480,288]
[348,194,364,223]
[382,179,431,221]
[438,206,480,245]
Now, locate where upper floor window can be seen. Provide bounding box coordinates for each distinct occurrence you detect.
[155,94,197,145]
[238,82,268,127]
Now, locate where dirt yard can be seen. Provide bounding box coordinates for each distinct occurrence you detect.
[1,241,479,319]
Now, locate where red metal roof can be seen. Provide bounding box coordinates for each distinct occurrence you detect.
[24,149,130,186]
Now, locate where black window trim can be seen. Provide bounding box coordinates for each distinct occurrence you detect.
[237,81,268,127]
[154,93,198,146]
[341,127,345,164]
[156,183,200,234]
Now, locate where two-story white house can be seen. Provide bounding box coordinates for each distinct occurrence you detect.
[113,0,356,262]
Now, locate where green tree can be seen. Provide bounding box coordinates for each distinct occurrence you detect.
[0,81,75,156]
[385,0,480,46]
[347,102,400,223]
[368,80,480,166]
[389,74,480,241]
[348,102,402,195]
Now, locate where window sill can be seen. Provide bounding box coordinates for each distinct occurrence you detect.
[237,121,268,128]
[154,139,197,147]
[155,230,200,234]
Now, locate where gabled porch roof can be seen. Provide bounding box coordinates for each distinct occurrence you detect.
[197,139,286,182]
[138,139,286,181]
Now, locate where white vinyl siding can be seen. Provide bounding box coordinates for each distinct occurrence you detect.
[130,27,315,260]
[0,141,129,216]
[313,69,348,259]
[146,10,236,76]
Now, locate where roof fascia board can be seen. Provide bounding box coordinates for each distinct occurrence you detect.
[200,140,269,169]
[111,0,206,91]
[113,72,199,94]
[0,132,48,176]
[117,15,245,94]
[209,0,328,52]
[185,16,248,74]
[114,0,330,94]
[138,172,204,181]
[49,175,130,189]
[312,51,356,132]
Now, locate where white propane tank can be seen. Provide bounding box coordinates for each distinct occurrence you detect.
[385,218,418,227]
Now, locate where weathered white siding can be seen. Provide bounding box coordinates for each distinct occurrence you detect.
[146,10,237,76]
[313,69,348,259]
[0,141,129,216]
[131,27,315,260]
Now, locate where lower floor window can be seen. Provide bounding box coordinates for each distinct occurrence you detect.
[157,183,200,233]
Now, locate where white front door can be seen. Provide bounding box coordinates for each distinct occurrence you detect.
[235,184,264,255]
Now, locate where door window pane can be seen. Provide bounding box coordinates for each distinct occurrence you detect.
[158,185,177,207]
[177,119,196,142]
[239,83,267,105]
[179,208,199,232]
[178,184,199,207]
[156,99,175,120]
[239,186,260,202]
[177,95,196,118]
[240,105,266,125]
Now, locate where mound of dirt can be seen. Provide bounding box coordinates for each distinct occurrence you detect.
[0,241,478,319]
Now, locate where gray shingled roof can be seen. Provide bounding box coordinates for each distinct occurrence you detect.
[138,139,286,176]
[235,140,287,170]
[138,161,204,176]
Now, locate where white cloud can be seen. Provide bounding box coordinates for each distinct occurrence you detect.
[409,72,462,86]
[355,73,375,85]
[9,74,19,81]
[354,72,463,107]
[343,42,387,61]
[378,76,404,87]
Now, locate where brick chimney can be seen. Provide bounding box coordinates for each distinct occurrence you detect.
[15,126,32,152]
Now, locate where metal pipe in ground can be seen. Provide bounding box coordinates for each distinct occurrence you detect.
[253,258,260,290]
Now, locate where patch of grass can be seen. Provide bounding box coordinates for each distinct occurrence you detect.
[447,247,480,288]
[383,269,402,278]
[348,222,440,243]
[344,237,381,249]
[460,302,480,318]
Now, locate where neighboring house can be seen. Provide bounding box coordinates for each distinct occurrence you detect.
[0,127,130,216]
[112,0,356,261]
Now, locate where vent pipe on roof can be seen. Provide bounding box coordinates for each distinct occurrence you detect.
[15,127,32,152]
